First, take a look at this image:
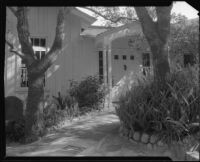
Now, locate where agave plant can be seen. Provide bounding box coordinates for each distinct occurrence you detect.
[115,65,199,144]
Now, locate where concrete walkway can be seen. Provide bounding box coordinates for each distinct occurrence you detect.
[6,108,192,160]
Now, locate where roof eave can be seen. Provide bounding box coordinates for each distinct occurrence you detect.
[72,8,96,24]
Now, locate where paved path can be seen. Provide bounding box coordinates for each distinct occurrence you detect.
[6,109,192,160]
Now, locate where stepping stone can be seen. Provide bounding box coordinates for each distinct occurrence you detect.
[129,139,137,144]
[141,133,149,144]
[147,143,153,150]
[62,145,85,154]
[133,132,140,141]
[150,135,159,144]
[157,140,166,147]
[163,150,172,157]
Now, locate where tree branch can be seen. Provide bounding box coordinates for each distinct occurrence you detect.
[134,7,158,42]
[8,7,17,17]
[30,7,70,74]
[48,7,69,53]
[16,7,35,65]
[83,7,138,23]
[5,39,25,58]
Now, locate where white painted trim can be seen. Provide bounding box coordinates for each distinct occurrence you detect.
[72,8,96,24]
[96,21,140,39]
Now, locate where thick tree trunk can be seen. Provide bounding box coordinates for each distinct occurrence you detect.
[135,6,172,84]
[149,39,170,83]
[6,7,68,142]
[25,70,45,141]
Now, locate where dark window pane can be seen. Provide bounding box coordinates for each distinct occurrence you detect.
[21,68,28,87]
[35,51,40,60]
[142,53,150,67]
[114,55,119,60]
[34,38,39,46]
[99,68,103,75]
[40,39,46,47]
[41,51,45,59]
[31,38,34,45]
[99,51,103,58]
[99,51,104,82]
[122,55,126,60]
[21,59,26,65]
[43,75,45,87]
[99,60,103,67]
[184,54,194,67]
[130,55,134,60]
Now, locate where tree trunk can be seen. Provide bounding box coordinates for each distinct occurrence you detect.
[25,70,45,141]
[6,7,68,142]
[134,6,172,84]
[149,39,170,83]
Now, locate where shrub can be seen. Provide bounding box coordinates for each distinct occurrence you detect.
[5,96,24,121]
[6,119,25,143]
[43,93,81,128]
[68,75,106,114]
[43,96,68,128]
[115,65,199,144]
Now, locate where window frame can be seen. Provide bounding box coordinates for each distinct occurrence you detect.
[142,53,150,76]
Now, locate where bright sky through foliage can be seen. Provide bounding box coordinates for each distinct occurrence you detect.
[77,2,198,26]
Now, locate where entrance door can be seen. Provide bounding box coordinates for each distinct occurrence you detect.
[112,49,138,85]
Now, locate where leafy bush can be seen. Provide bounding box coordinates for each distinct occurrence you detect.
[43,96,69,128]
[68,75,106,114]
[6,119,25,143]
[115,65,199,144]
[43,93,81,128]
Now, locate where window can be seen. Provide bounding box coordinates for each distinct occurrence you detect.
[81,28,85,32]
[142,53,150,75]
[31,38,46,47]
[184,54,194,67]
[20,37,46,87]
[142,53,150,67]
[130,55,134,60]
[99,51,104,83]
[114,55,119,60]
[122,55,126,60]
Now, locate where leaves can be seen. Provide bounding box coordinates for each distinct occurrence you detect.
[169,14,199,65]
[115,66,199,143]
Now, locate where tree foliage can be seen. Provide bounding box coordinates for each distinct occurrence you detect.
[85,7,157,27]
[169,13,199,66]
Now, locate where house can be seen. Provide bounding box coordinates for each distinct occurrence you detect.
[4,7,155,108]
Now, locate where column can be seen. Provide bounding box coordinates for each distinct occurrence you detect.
[103,45,107,87]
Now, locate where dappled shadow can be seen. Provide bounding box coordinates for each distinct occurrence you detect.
[41,113,120,142]
[6,112,121,156]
